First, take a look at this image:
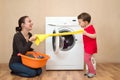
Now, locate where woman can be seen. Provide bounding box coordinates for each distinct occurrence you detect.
[9,16,42,77]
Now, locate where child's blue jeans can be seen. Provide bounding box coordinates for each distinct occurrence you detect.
[9,63,42,77]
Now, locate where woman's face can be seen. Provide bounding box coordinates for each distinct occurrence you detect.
[78,19,88,28]
[22,17,33,31]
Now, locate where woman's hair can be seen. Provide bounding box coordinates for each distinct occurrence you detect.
[77,12,91,23]
[16,16,29,32]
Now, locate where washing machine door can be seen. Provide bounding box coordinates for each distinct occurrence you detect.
[52,28,76,53]
[52,29,64,54]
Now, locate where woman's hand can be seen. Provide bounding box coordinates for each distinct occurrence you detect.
[29,35,36,42]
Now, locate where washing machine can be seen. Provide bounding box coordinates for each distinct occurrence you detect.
[45,17,84,70]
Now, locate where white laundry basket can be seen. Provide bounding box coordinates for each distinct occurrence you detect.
[86,57,96,71]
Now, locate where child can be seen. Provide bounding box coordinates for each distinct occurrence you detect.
[77,13,97,78]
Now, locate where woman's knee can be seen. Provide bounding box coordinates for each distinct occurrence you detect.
[36,68,42,75]
[27,69,38,77]
[9,63,38,77]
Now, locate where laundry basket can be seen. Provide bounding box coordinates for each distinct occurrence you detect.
[18,51,50,68]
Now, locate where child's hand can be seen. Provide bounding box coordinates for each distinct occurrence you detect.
[29,35,36,42]
[83,31,87,35]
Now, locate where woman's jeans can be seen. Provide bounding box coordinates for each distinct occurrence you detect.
[9,63,42,77]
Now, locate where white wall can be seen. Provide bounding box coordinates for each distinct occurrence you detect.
[0,0,120,63]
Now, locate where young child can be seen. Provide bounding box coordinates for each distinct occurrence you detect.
[77,13,97,78]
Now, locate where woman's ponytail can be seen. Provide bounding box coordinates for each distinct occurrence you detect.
[15,16,29,32]
[16,26,22,32]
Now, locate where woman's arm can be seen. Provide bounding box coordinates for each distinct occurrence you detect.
[14,34,33,54]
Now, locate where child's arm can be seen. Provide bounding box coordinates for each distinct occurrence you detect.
[83,31,96,39]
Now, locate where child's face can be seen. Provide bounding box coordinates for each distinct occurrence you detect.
[78,19,88,28]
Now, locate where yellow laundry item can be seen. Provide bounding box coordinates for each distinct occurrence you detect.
[35,34,49,45]
[35,29,84,46]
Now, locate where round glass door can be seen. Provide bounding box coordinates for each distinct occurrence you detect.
[52,29,75,52]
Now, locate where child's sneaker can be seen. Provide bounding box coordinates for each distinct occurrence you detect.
[87,73,96,78]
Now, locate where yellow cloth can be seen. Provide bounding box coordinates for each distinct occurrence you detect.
[35,29,84,46]
[35,34,49,45]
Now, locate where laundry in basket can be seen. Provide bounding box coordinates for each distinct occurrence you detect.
[18,51,50,68]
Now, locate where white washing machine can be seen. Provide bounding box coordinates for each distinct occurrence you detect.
[45,17,84,70]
